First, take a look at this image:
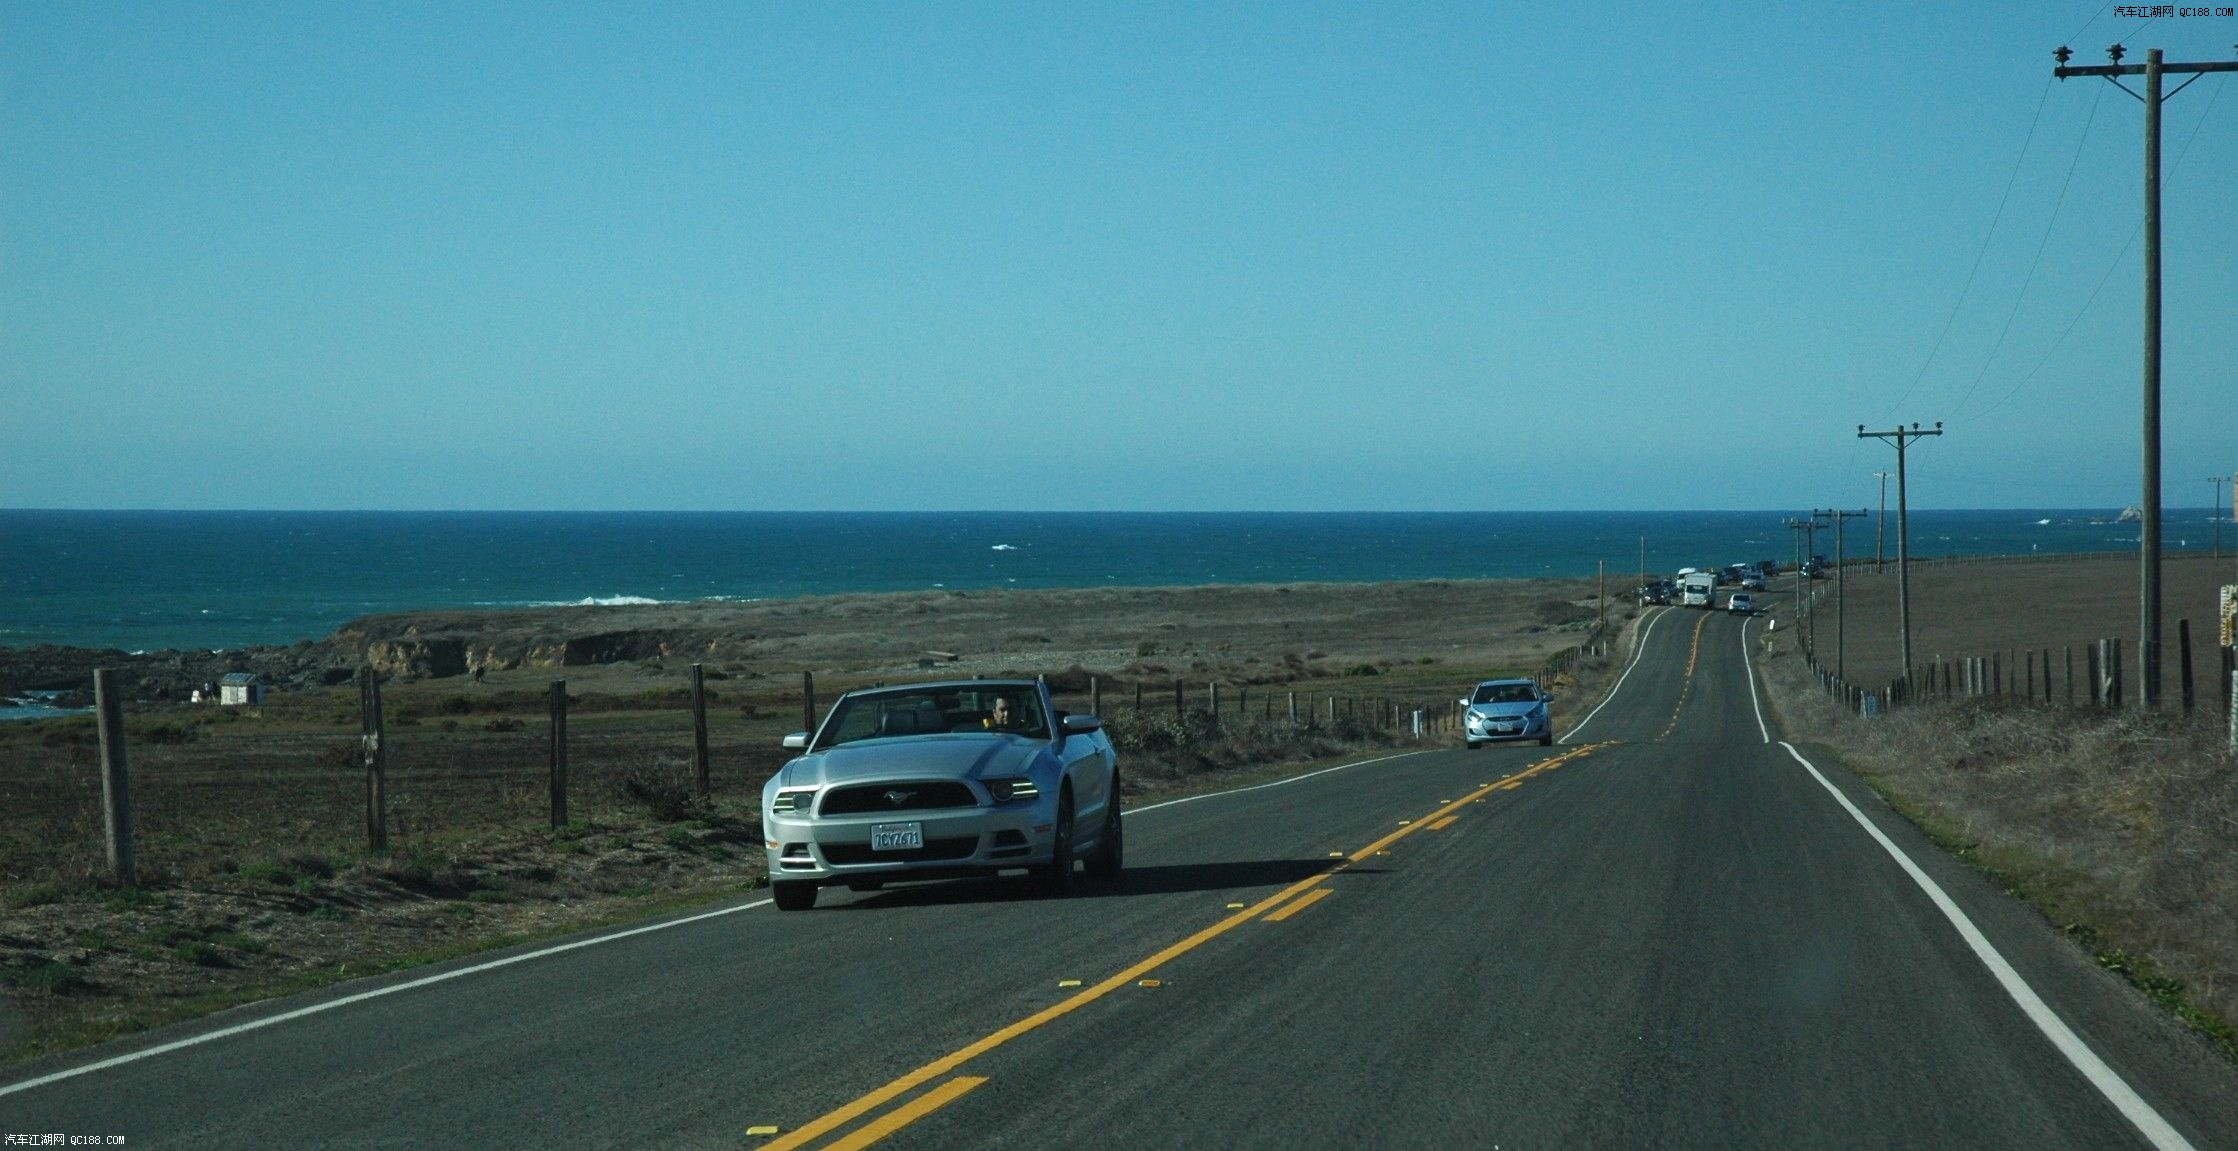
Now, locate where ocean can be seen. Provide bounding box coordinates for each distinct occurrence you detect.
[0,508,2218,655]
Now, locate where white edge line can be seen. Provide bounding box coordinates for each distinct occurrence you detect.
[1777,740,2195,1151]
[0,897,773,1098]
[4,746,1440,1097]
[1561,606,1667,744]
[1741,615,1770,744]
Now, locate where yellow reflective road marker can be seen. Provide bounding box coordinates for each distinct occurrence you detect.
[1225,902,1245,909]
[747,1126,780,1137]
[822,1076,987,1151]
[1057,979,1081,988]
[1139,979,1162,988]
[1328,851,1344,857]
[1264,887,1334,923]
[1427,815,1458,831]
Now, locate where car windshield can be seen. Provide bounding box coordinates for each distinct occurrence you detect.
[817,685,1049,747]
[1472,683,1539,705]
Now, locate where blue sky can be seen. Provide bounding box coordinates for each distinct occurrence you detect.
[3,2,2232,512]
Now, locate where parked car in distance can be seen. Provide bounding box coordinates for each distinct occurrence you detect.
[1739,567,1766,590]
[1460,678,1555,748]
[761,678,1120,910]
[1728,592,1757,614]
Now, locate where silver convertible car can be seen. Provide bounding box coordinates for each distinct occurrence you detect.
[1461,678,1555,748]
[761,679,1121,910]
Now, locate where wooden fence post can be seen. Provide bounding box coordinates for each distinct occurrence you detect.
[800,671,817,737]
[2178,620,2194,713]
[1288,691,1297,725]
[1134,681,1143,713]
[2065,646,2075,705]
[2110,638,2124,708]
[2089,643,2103,706]
[2042,648,2052,703]
[361,666,387,852]
[549,679,569,828]
[92,668,134,886]
[1174,678,1184,718]
[690,663,710,798]
[1209,682,1219,715]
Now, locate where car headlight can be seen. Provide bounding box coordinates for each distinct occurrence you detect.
[769,789,816,815]
[985,777,1040,803]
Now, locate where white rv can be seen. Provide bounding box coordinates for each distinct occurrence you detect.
[1679,570,1717,608]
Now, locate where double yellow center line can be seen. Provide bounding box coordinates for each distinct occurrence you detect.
[1656,609,1715,741]
[760,740,1613,1150]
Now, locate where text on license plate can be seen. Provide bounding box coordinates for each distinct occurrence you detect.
[871,822,924,851]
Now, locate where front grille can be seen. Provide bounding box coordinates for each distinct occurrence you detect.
[818,781,978,816]
[821,837,980,865]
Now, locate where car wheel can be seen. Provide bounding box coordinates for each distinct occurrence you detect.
[1466,740,1481,750]
[1036,791,1077,897]
[1084,793,1123,880]
[1539,731,1554,747]
[772,880,817,911]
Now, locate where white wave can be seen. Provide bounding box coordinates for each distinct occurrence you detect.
[522,595,672,607]
[990,543,1018,551]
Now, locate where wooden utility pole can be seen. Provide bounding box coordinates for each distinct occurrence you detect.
[2055,44,2238,708]
[93,668,134,885]
[549,680,569,828]
[360,666,388,851]
[1873,472,1890,572]
[800,671,817,737]
[1859,422,1943,692]
[1818,509,1867,681]
[690,663,710,798]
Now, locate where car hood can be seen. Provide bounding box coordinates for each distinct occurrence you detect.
[1469,702,1544,719]
[779,735,1042,788]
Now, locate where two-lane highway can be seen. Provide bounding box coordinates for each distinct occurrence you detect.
[7,601,2237,1148]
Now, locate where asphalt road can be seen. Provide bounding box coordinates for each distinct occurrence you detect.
[7,603,2238,1149]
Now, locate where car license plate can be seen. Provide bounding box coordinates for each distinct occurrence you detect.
[870,822,923,851]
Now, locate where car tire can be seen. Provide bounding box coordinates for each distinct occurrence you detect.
[1036,791,1077,897]
[1466,740,1481,750]
[1084,790,1123,880]
[1539,732,1554,747]
[772,880,817,911]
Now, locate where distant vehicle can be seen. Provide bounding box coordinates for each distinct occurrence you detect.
[1756,558,1779,576]
[1461,678,1555,748]
[1739,567,1766,590]
[761,678,1120,910]
[1679,571,1717,608]
[1728,592,1757,615]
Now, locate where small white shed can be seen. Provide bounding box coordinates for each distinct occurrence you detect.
[218,672,265,706]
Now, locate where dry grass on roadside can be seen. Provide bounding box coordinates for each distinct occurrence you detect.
[1761,643,2238,1057]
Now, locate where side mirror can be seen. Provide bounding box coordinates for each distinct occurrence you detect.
[1543,693,1558,703]
[1061,714,1101,733]
[781,732,808,750]
[1458,698,1470,707]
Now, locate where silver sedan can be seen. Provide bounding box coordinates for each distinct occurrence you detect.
[761,679,1121,910]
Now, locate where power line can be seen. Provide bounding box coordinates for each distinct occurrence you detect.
[1878,74,2056,423]
[1948,80,2104,417]
[1968,73,2226,420]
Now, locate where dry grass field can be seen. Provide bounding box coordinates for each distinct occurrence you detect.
[1783,552,2234,692]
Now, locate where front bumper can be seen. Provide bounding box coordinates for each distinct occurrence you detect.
[762,806,1053,885]
[1465,712,1548,742]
